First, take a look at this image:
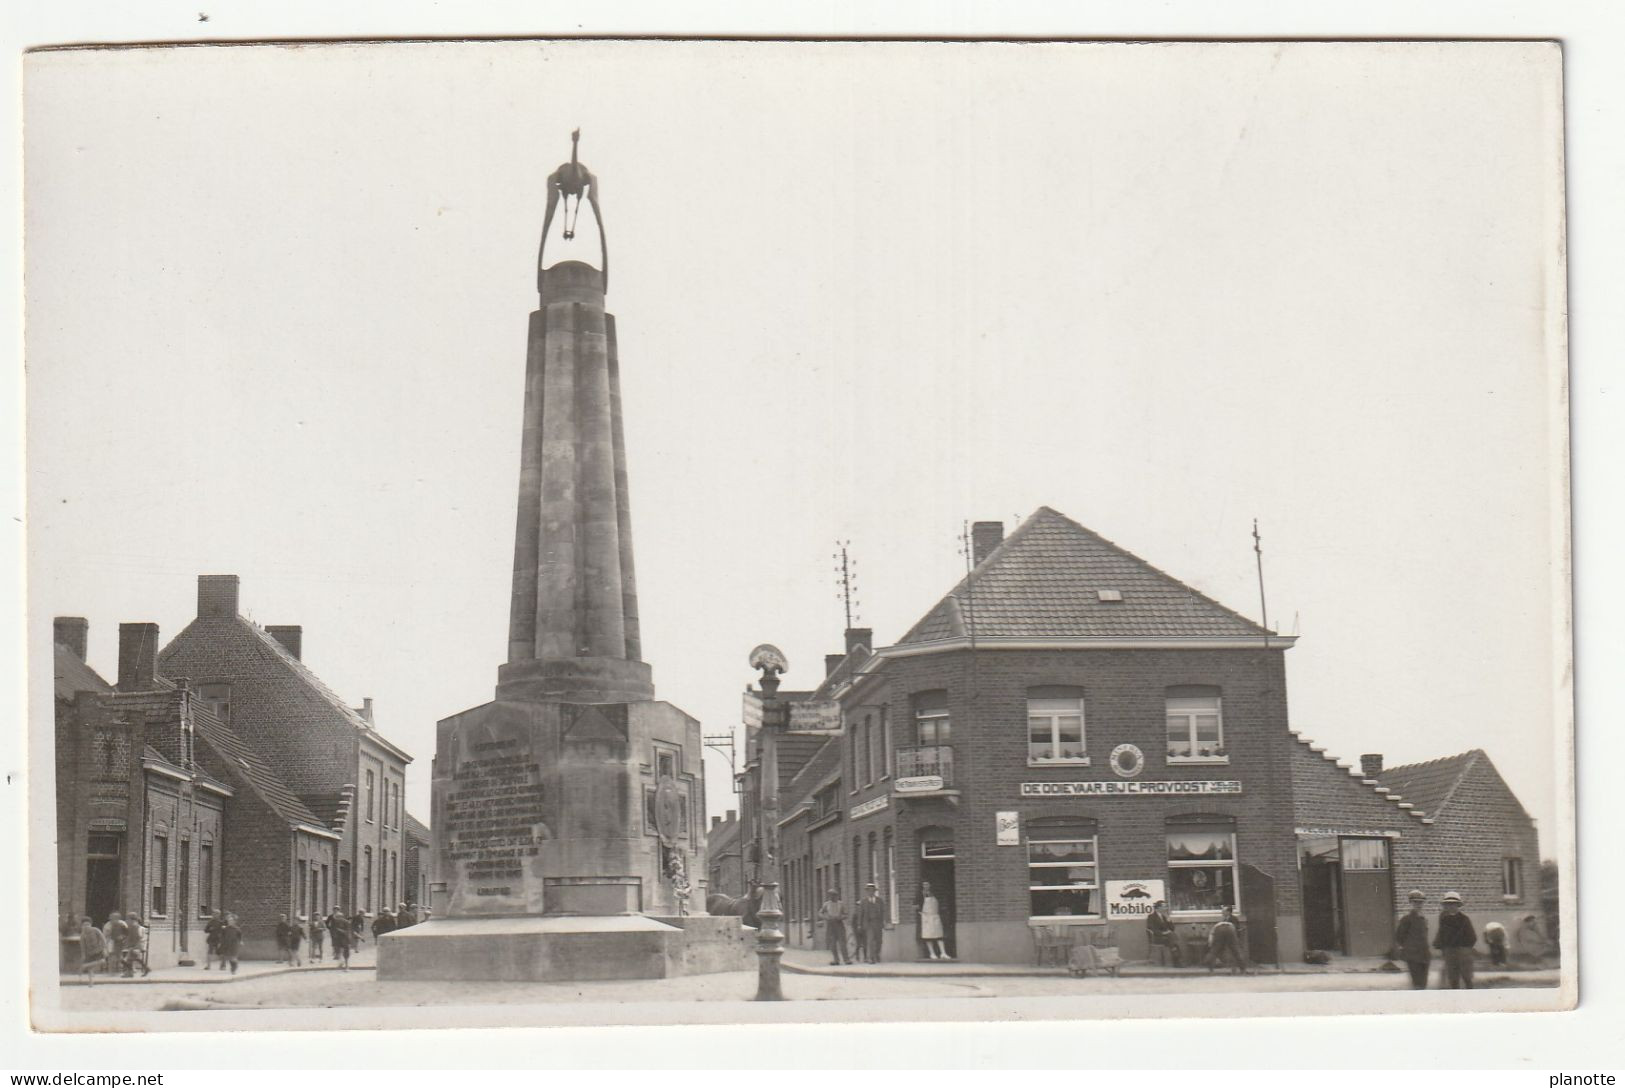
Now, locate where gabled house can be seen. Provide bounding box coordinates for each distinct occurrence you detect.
[159,575,414,923]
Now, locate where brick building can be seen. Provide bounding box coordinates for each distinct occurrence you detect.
[53,618,339,966]
[751,506,1545,966]
[704,809,744,901]
[403,812,432,911]
[159,575,414,929]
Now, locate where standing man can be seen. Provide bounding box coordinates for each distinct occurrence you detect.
[275,913,294,965]
[1433,891,1478,989]
[1146,899,1183,967]
[1394,889,1432,989]
[308,912,326,962]
[818,888,851,966]
[856,882,887,964]
[218,912,243,975]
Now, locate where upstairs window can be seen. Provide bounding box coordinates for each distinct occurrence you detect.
[1028,686,1087,764]
[1027,818,1100,920]
[366,770,376,823]
[1503,858,1523,899]
[914,691,950,746]
[1166,687,1225,761]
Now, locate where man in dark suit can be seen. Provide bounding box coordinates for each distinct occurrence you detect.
[856,882,888,963]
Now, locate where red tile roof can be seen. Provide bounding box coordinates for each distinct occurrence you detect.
[1378,750,1485,820]
[897,506,1270,644]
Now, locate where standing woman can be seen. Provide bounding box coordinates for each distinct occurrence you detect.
[918,881,949,961]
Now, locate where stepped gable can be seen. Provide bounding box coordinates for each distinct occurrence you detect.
[190,703,329,831]
[1378,750,1485,821]
[54,643,112,700]
[1289,730,1432,824]
[897,506,1271,645]
[305,791,351,833]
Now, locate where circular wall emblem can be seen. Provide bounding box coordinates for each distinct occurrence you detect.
[1109,743,1145,779]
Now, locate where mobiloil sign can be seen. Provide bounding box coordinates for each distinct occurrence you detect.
[1105,880,1166,919]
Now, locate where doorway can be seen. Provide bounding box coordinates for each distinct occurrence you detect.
[1298,835,1393,956]
[919,836,956,959]
[84,832,122,926]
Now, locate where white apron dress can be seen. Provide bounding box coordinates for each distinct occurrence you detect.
[919,895,944,940]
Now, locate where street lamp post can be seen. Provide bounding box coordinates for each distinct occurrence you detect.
[748,644,790,1001]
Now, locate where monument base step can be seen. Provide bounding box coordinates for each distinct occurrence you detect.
[375,914,753,982]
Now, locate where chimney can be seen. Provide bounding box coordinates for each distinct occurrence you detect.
[267,625,302,660]
[1360,754,1384,779]
[726,809,736,822]
[711,815,722,831]
[825,653,845,678]
[198,575,240,618]
[844,627,872,655]
[359,697,374,724]
[54,617,88,660]
[972,521,1004,565]
[117,622,160,692]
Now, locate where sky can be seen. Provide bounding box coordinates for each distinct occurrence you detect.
[24,40,1567,852]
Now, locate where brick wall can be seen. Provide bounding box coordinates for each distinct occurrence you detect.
[838,645,1302,962]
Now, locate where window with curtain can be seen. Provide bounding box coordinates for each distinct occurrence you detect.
[1027,818,1099,919]
[1166,820,1238,913]
[914,690,950,745]
[1027,686,1087,763]
[151,833,169,916]
[1166,686,1225,761]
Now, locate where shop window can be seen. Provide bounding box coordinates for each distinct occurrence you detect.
[1166,820,1237,914]
[1027,686,1087,764]
[151,833,169,916]
[1027,818,1100,920]
[914,691,951,746]
[1503,858,1523,899]
[1166,687,1225,762]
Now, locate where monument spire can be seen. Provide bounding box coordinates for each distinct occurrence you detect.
[501,130,649,703]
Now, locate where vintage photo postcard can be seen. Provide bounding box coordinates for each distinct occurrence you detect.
[23,38,1572,1034]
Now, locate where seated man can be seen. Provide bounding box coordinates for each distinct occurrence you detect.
[1145,899,1182,966]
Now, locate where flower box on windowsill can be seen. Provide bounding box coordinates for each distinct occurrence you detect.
[1167,754,1230,766]
[1028,756,1091,768]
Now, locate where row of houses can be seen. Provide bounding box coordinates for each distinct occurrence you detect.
[54,575,430,966]
[713,507,1543,965]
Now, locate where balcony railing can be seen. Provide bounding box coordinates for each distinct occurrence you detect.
[894,744,954,788]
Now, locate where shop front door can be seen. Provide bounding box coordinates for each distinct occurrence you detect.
[1339,838,1394,958]
[1298,836,1342,952]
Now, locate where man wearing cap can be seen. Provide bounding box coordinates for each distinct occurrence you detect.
[1432,892,1478,989]
[856,882,887,964]
[1146,899,1182,966]
[1394,890,1432,989]
[818,888,852,965]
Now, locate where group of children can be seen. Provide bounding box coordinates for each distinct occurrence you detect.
[73,910,151,984]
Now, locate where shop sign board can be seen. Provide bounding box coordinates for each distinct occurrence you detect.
[787,700,843,734]
[1295,826,1402,840]
[1105,879,1166,919]
[850,795,889,821]
[1020,780,1242,798]
[895,775,945,794]
[995,811,1020,846]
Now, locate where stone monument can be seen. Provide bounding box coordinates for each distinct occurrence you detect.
[379,133,750,981]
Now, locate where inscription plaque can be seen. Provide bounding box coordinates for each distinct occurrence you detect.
[443,720,551,915]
